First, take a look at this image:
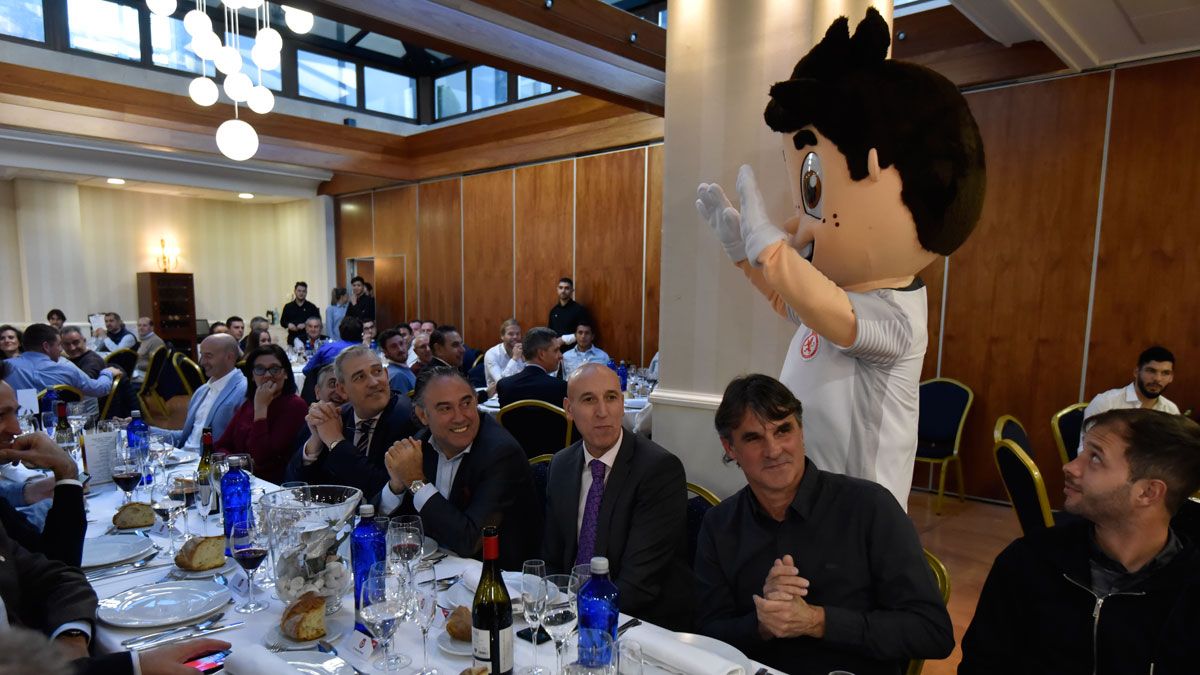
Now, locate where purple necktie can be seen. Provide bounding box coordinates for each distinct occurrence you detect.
[575,459,607,567]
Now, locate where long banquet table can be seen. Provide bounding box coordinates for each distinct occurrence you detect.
[84,462,764,674]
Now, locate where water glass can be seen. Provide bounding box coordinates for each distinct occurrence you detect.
[519,560,549,675]
[167,470,197,540]
[563,629,615,674]
[617,640,643,675]
[408,567,440,675]
[542,574,579,675]
[360,566,411,671]
[387,516,423,578]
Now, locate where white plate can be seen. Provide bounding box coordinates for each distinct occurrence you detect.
[461,569,523,594]
[422,536,439,558]
[283,652,356,675]
[82,535,156,569]
[164,450,199,466]
[265,614,353,650]
[172,556,238,579]
[437,631,474,657]
[672,632,753,673]
[98,581,232,628]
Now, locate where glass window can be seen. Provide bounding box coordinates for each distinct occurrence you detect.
[0,1,44,42]
[470,65,508,110]
[151,15,210,75]
[364,67,416,118]
[434,70,466,119]
[230,33,282,91]
[297,49,357,106]
[357,33,406,59]
[67,0,141,61]
[517,76,552,100]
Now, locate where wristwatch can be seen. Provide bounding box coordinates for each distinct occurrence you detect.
[408,479,427,495]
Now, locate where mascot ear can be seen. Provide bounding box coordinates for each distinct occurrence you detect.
[788,15,851,80]
[867,148,882,182]
[849,6,890,66]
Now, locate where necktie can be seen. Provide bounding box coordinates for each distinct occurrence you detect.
[575,459,607,567]
[355,419,375,455]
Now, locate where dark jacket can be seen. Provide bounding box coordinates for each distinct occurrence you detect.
[0,517,97,640]
[285,392,419,501]
[0,483,86,567]
[543,432,694,630]
[375,415,541,570]
[960,520,1200,675]
[496,365,567,408]
[68,351,106,379]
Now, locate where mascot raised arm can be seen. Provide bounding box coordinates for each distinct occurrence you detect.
[697,7,986,508]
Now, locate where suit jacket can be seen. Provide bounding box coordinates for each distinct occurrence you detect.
[496,365,568,408]
[0,516,97,640]
[543,433,694,630]
[285,393,418,501]
[0,483,85,567]
[164,370,248,448]
[376,415,541,570]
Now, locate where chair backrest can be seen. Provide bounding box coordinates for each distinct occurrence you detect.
[152,351,192,403]
[138,347,171,415]
[172,353,205,394]
[99,373,122,419]
[38,384,83,403]
[529,453,553,507]
[993,439,1055,535]
[917,378,974,450]
[1051,403,1088,465]
[994,414,1032,454]
[104,348,138,375]
[496,400,571,459]
[685,482,720,569]
[906,550,952,675]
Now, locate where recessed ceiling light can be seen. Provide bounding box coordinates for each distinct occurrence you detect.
[238,193,254,199]
[106,178,126,185]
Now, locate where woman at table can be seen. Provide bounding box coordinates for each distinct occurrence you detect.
[0,325,22,359]
[216,344,307,483]
[245,327,272,351]
[325,287,348,339]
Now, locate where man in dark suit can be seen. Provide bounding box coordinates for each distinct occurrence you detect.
[496,327,567,407]
[543,363,693,629]
[429,325,466,370]
[377,366,540,570]
[286,345,419,502]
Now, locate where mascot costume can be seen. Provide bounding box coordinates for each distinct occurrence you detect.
[697,7,986,508]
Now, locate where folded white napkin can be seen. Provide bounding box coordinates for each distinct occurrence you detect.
[222,645,302,675]
[460,560,523,595]
[624,397,649,410]
[632,628,745,675]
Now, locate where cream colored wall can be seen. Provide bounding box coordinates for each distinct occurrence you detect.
[0,178,330,327]
[654,1,890,499]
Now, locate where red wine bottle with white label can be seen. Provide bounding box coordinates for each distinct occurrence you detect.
[472,526,513,674]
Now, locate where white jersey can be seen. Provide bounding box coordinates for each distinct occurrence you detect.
[779,283,928,510]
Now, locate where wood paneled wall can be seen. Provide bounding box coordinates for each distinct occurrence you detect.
[334,144,662,365]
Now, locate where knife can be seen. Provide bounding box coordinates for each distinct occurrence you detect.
[122,612,225,648]
[130,621,244,650]
[85,551,160,580]
[616,618,641,637]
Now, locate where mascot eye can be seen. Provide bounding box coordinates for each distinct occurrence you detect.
[801,152,823,219]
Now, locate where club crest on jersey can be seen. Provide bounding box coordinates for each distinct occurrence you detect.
[800,328,819,361]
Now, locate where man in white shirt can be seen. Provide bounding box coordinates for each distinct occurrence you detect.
[152,334,247,449]
[1083,346,1180,423]
[483,318,522,393]
[561,322,611,379]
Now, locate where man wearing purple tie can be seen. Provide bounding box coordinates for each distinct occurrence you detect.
[542,363,692,630]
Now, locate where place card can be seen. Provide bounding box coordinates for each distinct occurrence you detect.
[83,431,117,484]
[15,389,37,417]
[345,629,378,660]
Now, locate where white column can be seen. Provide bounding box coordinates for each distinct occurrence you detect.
[14,178,87,323]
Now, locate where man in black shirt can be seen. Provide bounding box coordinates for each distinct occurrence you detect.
[281,281,321,346]
[548,277,589,341]
[695,374,952,675]
[346,275,376,322]
[59,327,104,379]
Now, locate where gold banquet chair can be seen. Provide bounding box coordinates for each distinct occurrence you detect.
[38,384,84,404]
[496,400,573,460]
[529,453,554,505]
[1051,402,1088,465]
[685,482,721,571]
[906,549,951,675]
[994,439,1055,535]
[914,378,973,514]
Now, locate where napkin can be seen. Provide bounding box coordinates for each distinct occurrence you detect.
[624,397,649,410]
[460,560,523,595]
[222,645,302,675]
[633,628,745,675]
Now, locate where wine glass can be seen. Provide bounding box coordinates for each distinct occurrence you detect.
[111,441,141,504]
[167,470,196,540]
[519,560,549,675]
[209,453,229,521]
[150,480,184,556]
[570,564,591,591]
[195,470,217,534]
[228,519,269,614]
[387,516,423,579]
[360,566,410,671]
[409,567,440,675]
[542,574,579,675]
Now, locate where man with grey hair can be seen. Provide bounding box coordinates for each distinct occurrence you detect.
[496,327,566,407]
[135,317,165,373]
[313,364,346,406]
[59,327,105,379]
[152,334,246,449]
[285,345,418,500]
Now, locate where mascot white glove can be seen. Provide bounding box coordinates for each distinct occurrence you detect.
[696,181,747,263]
[735,164,788,268]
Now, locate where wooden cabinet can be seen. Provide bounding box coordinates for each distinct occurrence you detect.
[137,272,196,356]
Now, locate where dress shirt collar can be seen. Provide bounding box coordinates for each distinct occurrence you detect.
[353,409,384,427]
[206,368,237,396]
[746,457,819,523]
[525,363,548,375]
[582,429,623,468]
[573,345,596,356]
[139,331,157,341]
[21,351,54,364]
[430,437,472,462]
[1123,382,1172,411]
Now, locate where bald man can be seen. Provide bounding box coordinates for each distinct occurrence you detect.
[542,363,693,630]
[153,334,247,448]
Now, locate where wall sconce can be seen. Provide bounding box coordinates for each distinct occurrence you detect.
[157,238,180,273]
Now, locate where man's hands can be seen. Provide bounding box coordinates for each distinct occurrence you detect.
[0,433,78,481]
[92,328,106,339]
[103,367,123,379]
[696,181,747,263]
[53,633,88,661]
[138,638,232,675]
[302,402,343,463]
[385,438,425,494]
[754,555,825,640]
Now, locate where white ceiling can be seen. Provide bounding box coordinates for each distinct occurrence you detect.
[952,0,1200,69]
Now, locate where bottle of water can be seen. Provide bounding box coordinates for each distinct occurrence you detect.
[606,359,617,373]
[126,411,151,485]
[577,557,619,640]
[351,504,386,633]
[41,389,58,420]
[220,455,253,555]
[616,361,628,392]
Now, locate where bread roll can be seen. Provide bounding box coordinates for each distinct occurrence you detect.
[112,502,155,529]
[446,605,471,642]
[174,535,226,571]
[281,591,327,641]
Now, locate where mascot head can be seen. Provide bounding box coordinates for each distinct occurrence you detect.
[763,7,985,288]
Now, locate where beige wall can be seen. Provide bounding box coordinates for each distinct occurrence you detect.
[0,178,330,327]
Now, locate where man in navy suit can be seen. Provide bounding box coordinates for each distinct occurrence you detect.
[153,334,246,448]
[496,327,567,407]
[287,345,419,501]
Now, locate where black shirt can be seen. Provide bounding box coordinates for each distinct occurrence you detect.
[69,351,106,379]
[548,299,589,336]
[695,459,953,675]
[347,295,375,322]
[280,299,321,344]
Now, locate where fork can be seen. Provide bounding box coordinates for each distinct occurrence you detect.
[86,552,161,581]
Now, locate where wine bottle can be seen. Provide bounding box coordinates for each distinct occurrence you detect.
[196,428,215,515]
[472,526,513,674]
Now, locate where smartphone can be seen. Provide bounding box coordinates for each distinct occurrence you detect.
[79,472,91,488]
[516,626,552,644]
[183,649,231,673]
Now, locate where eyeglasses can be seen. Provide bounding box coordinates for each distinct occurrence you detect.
[252,365,285,376]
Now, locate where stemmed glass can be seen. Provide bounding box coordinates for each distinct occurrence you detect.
[209,453,228,527]
[519,560,550,675]
[167,470,196,541]
[408,567,440,675]
[542,574,580,675]
[387,516,423,579]
[150,479,184,555]
[196,470,217,534]
[228,519,269,614]
[360,564,410,671]
[111,441,142,504]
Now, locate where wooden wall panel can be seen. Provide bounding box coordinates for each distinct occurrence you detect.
[462,171,515,347]
[643,144,663,367]
[920,257,946,382]
[1086,58,1200,415]
[335,194,373,284]
[417,179,463,327]
[575,149,646,363]
[373,256,407,330]
[514,161,574,334]
[373,187,418,326]
[943,74,1110,502]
